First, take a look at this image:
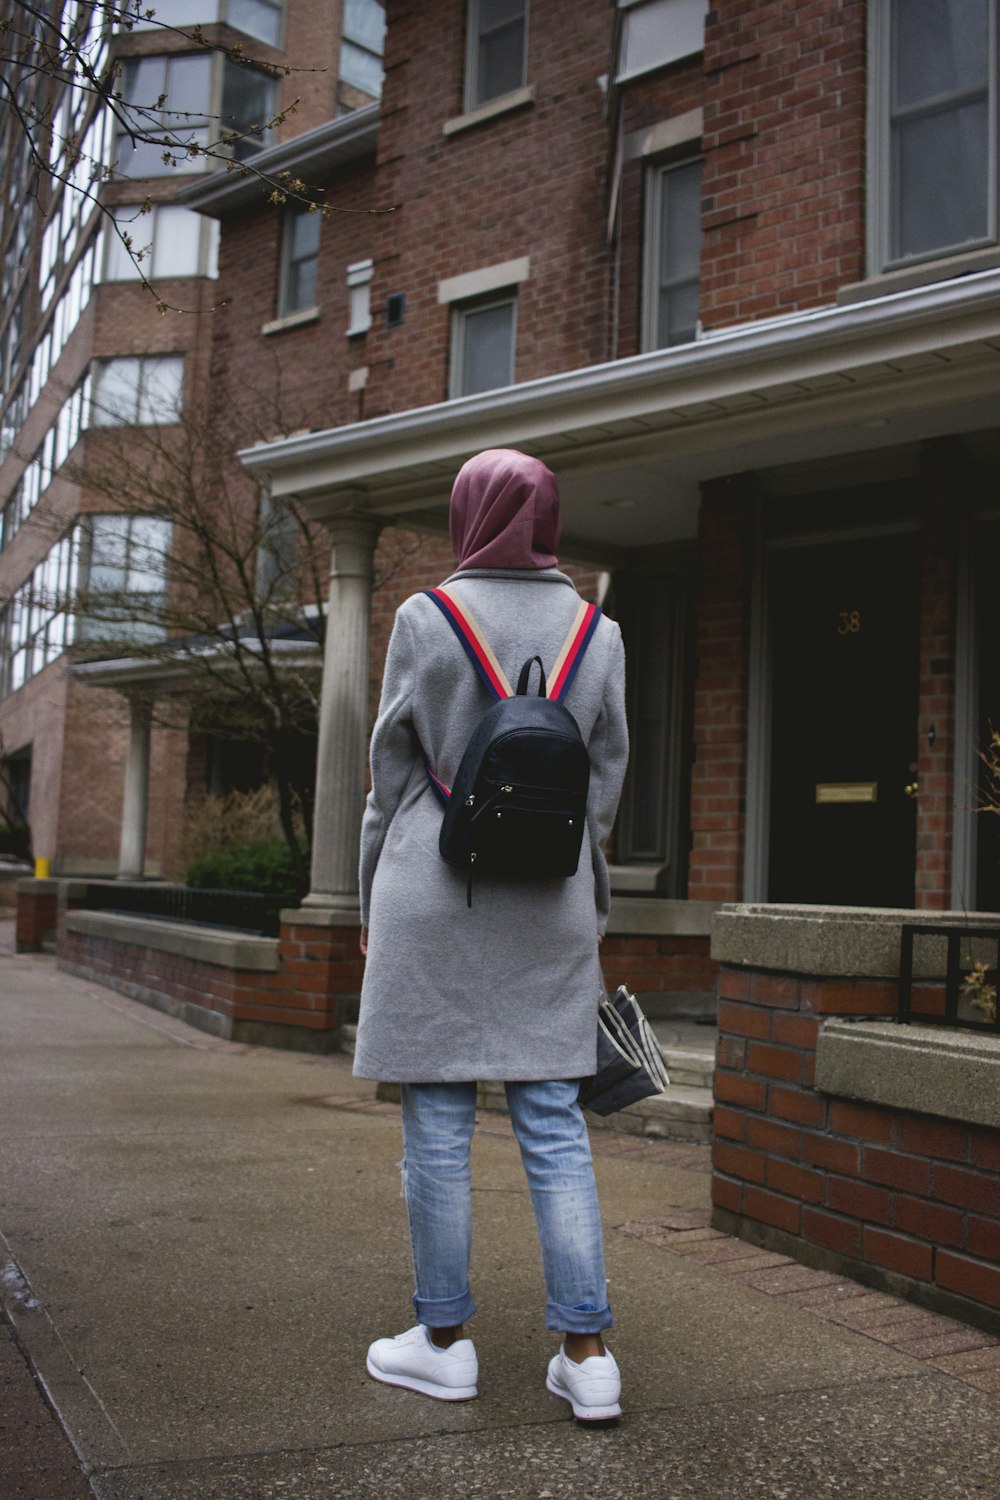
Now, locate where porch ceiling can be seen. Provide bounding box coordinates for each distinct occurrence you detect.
[240,268,1000,558]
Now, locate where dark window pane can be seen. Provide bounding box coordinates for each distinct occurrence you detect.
[894,0,988,109]
[478,20,524,102]
[221,62,276,157]
[460,302,514,395]
[660,278,699,347]
[661,160,702,283]
[895,99,989,257]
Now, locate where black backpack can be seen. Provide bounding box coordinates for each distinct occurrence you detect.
[423,586,602,905]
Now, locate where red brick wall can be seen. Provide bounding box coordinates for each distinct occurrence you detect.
[713,965,1000,1320]
[59,914,364,1045]
[600,934,716,996]
[688,475,749,900]
[915,443,958,910]
[15,883,58,951]
[364,0,613,419]
[700,0,867,332]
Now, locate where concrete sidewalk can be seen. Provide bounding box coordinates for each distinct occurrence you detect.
[2,940,1000,1500]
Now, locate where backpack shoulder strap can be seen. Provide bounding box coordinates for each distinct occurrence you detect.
[546,599,603,703]
[424,586,513,701]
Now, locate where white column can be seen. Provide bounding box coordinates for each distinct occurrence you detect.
[304,516,380,914]
[118,697,152,880]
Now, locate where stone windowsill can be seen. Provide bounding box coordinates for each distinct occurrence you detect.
[443,85,536,138]
[64,910,279,972]
[838,246,1000,306]
[816,1018,1000,1130]
[261,306,321,337]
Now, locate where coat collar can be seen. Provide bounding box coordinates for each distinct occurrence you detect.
[440,567,576,588]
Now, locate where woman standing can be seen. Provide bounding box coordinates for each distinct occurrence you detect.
[354,448,629,1422]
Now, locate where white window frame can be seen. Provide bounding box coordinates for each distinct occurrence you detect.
[867,0,999,276]
[102,204,219,282]
[615,0,708,85]
[76,514,172,645]
[277,204,321,318]
[346,258,373,336]
[113,52,277,179]
[449,292,517,399]
[464,0,529,114]
[642,154,703,351]
[88,356,185,427]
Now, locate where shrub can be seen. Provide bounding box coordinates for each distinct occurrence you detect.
[0,822,31,859]
[185,840,306,900]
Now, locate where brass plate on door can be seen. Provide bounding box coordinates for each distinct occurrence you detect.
[816,782,878,804]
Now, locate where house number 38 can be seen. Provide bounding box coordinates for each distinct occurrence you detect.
[838,610,861,635]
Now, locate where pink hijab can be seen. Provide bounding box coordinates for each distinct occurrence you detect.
[449,449,561,571]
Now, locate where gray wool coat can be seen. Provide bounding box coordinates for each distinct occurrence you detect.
[352,567,629,1084]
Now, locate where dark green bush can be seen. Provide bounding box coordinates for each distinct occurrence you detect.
[185,840,306,900]
[0,822,31,859]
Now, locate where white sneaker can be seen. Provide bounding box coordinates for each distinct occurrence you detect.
[366,1325,478,1401]
[546,1345,622,1421]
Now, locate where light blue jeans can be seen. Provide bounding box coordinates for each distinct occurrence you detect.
[400,1078,613,1333]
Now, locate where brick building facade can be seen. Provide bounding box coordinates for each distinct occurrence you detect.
[7,0,1000,991]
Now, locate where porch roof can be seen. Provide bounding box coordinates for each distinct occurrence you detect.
[239,267,1000,557]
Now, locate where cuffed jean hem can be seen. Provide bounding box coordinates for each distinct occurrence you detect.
[413,1289,478,1328]
[546,1299,614,1334]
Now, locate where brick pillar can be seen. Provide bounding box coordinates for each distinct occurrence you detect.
[15,879,59,952]
[915,441,957,910]
[688,475,750,901]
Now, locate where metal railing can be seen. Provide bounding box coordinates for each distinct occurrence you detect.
[80,882,291,938]
[899,923,1000,1034]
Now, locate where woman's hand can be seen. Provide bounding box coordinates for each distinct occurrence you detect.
[360,925,368,957]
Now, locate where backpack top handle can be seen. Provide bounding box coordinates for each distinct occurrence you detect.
[516,656,547,698]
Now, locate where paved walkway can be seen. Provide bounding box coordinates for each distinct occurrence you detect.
[2,936,1000,1498]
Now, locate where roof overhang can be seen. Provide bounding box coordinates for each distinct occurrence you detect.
[239,267,1000,554]
[71,637,321,692]
[176,105,379,219]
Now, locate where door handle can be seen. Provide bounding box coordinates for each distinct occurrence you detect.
[904,781,919,799]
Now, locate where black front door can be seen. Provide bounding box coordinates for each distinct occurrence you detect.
[767,533,920,907]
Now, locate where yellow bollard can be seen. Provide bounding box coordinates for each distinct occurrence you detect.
[34,857,51,880]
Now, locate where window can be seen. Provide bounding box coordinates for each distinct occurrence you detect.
[465,0,527,112]
[340,0,385,96]
[89,357,185,426]
[870,0,997,271]
[114,54,213,176]
[256,492,300,601]
[643,157,702,349]
[616,0,708,83]
[278,205,321,316]
[346,258,373,335]
[76,515,172,644]
[220,57,277,159]
[113,54,276,176]
[450,294,516,397]
[229,0,283,45]
[103,205,219,281]
[125,0,284,46]
[0,534,78,699]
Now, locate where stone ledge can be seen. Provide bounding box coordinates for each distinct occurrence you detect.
[816,1019,1000,1129]
[607,897,719,937]
[281,898,361,928]
[64,911,280,972]
[711,903,1000,979]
